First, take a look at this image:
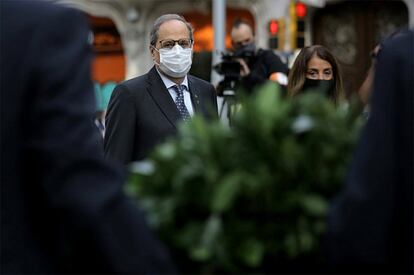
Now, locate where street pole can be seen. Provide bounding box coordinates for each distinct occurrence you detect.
[211,0,226,86]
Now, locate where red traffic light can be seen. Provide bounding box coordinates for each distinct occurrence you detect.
[269,20,279,35]
[295,1,307,18]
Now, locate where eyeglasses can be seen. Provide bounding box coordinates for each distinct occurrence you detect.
[158,38,193,49]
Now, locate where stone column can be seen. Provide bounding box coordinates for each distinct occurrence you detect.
[120,9,150,79]
[55,0,153,79]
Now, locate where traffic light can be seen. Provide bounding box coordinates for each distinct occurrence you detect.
[290,0,307,49]
[295,1,307,48]
[268,19,285,50]
[268,20,279,49]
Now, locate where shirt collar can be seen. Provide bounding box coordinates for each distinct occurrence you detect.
[155,67,189,91]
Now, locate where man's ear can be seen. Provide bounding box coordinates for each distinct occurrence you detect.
[149,46,155,59]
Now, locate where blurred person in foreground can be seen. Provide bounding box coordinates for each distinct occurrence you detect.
[358,29,407,119]
[357,44,381,107]
[104,14,218,165]
[0,1,174,273]
[230,18,288,90]
[288,45,344,105]
[327,29,413,273]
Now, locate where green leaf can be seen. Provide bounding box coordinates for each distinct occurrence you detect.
[190,215,222,262]
[212,173,241,213]
[200,215,222,246]
[156,142,176,160]
[238,238,265,267]
[300,194,329,217]
[176,222,204,247]
[284,233,299,258]
[298,230,314,252]
[191,246,211,262]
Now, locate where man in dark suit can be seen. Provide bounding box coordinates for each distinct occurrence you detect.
[0,1,174,273]
[104,14,218,164]
[327,29,413,273]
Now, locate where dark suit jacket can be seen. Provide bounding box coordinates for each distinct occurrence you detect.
[104,66,218,164]
[0,1,174,273]
[327,30,413,273]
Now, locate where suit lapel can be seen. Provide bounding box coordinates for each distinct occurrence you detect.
[146,67,181,128]
[188,76,201,114]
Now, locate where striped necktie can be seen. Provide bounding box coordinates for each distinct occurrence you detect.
[173,85,191,121]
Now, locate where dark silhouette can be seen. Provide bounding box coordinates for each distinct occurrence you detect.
[327,29,413,274]
[0,1,175,273]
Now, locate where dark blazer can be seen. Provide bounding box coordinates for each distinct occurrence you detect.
[326,30,413,273]
[104,66,218,164]
[0,1,174,273]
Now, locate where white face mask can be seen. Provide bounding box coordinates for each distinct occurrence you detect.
[154,44,193,78]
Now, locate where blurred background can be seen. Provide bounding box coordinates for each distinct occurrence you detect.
[52,0,412,112]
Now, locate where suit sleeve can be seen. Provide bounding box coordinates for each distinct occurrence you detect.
[31,7,174,273]
[104,84,137,164]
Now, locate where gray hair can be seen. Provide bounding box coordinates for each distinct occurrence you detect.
[150,14,194,46]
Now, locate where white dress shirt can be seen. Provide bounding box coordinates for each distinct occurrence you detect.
[155,68,194,116]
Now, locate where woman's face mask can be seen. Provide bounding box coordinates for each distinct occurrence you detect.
[302,78,335,97]
[154,44,193,78]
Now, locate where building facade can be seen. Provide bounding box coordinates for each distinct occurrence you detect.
[54,0,413,104]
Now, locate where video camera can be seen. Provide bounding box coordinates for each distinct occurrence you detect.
[214,49,255,96]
